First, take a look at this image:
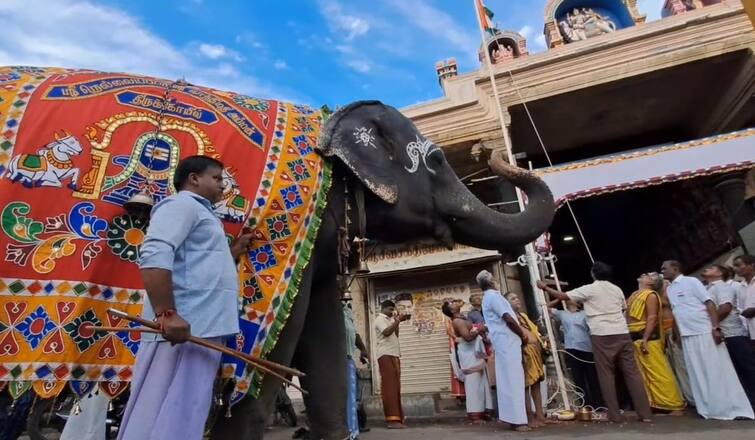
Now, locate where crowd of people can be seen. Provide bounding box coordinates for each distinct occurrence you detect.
[371,255,755,432]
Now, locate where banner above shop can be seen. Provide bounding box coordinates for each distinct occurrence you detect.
[366,242,500,275]
[535,128,755,207]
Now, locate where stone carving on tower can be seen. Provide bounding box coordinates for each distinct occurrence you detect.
[478,29,529,66]
[559,8,617,43]
[662,0,721,17]
[543,0,646,49]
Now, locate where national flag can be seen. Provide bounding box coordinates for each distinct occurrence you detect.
[476,0,495,35]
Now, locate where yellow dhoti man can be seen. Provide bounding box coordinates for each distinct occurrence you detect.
[627,290,685,411]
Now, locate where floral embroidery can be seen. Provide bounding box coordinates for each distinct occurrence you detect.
[106,215,147,262]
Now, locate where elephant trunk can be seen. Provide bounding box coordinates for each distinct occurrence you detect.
[444,150,555,251]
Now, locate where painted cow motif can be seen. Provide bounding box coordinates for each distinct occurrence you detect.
[6,131,83,189]
[214,168,249,223]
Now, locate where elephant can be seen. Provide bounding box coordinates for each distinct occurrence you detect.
[212,101,555,439]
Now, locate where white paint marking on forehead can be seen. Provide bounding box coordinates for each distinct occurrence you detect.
[405,135,440,174]
[353,127,377,149]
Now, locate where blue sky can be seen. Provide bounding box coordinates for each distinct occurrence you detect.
[0,0,663,108]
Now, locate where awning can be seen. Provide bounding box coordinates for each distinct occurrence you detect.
[534,128,755,207]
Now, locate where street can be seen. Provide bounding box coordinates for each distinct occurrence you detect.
[263,414,755,440]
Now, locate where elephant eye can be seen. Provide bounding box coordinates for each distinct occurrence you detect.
[428,149,445,165]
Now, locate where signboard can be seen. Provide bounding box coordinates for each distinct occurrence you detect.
[366,242,500,274]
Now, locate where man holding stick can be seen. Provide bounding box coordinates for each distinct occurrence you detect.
[118,156,251,440]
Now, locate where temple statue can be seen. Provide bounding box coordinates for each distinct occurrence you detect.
[559,7,617,43]
[492,44,514,64]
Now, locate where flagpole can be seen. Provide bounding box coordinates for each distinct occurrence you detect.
[472,0,572,413]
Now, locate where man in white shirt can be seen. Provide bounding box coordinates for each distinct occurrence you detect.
[661,260,753,420]
[702,264,755,409]
[538,262,651,423]
[374,299,410,428]
[733,254,755,343]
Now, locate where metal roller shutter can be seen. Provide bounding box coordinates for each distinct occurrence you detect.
[370,264,491,395]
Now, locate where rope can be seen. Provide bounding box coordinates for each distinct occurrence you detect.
[503,68,595,264]
[545,369,608,416]
[557,349,595,364]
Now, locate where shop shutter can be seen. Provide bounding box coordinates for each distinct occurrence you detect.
[394,315,456,394]
[370,269,487,395]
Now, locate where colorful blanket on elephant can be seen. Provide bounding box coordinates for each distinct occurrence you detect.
[0,66,330,401]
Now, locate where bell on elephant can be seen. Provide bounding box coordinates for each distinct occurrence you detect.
[340,286,353,301]
[123,189,154,219]
[353,237,370,274]
[338,273,354,301]
[355,258,370,275]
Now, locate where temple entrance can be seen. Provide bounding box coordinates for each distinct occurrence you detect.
[546,175,748,293]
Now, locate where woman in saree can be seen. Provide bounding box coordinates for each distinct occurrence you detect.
[445,299,466,402]
[504,293,549,428]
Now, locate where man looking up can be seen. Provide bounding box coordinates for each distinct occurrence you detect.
[660,260,753,420]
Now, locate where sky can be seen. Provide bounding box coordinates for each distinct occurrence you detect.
[0,0,665,108]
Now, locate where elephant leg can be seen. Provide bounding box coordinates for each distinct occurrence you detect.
[295,276,348,440]
[211,264,315,440]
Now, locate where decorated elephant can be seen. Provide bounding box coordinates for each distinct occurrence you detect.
[0,67,554,440]
[213,101,555,439]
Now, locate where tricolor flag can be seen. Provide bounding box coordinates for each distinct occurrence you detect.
[476,0,495,35]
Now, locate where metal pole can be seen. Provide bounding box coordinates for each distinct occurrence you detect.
[472,0,571,412]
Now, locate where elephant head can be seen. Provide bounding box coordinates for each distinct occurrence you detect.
[317,101,555,251]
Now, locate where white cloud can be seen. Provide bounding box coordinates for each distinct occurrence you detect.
[313,2,377,75]
[273,60,288,70]
[198,43,243,62]
[519,24,548,51]
[638,0,665,22]
[318,0,370,40]
[346,59,371,73]
[0,0,188,78]
[0,0,303,101]
[206,62,239,77]
[534,34,547,50]
[384,0,477,55]
[518,25,534,41]
[235,33,266,50]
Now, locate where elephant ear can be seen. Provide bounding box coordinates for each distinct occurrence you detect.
[317,101,398,204]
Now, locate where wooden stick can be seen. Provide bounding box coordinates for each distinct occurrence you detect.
[88,325,307,395]
[106,309,304,378]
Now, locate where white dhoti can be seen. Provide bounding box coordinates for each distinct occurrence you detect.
[491,337,527,425]
[60,391,108,440]
[482,288,527,426]
[457,337,493,418]
[681,334,754,420]
[117,339,222,440]
[665,334,695,406]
